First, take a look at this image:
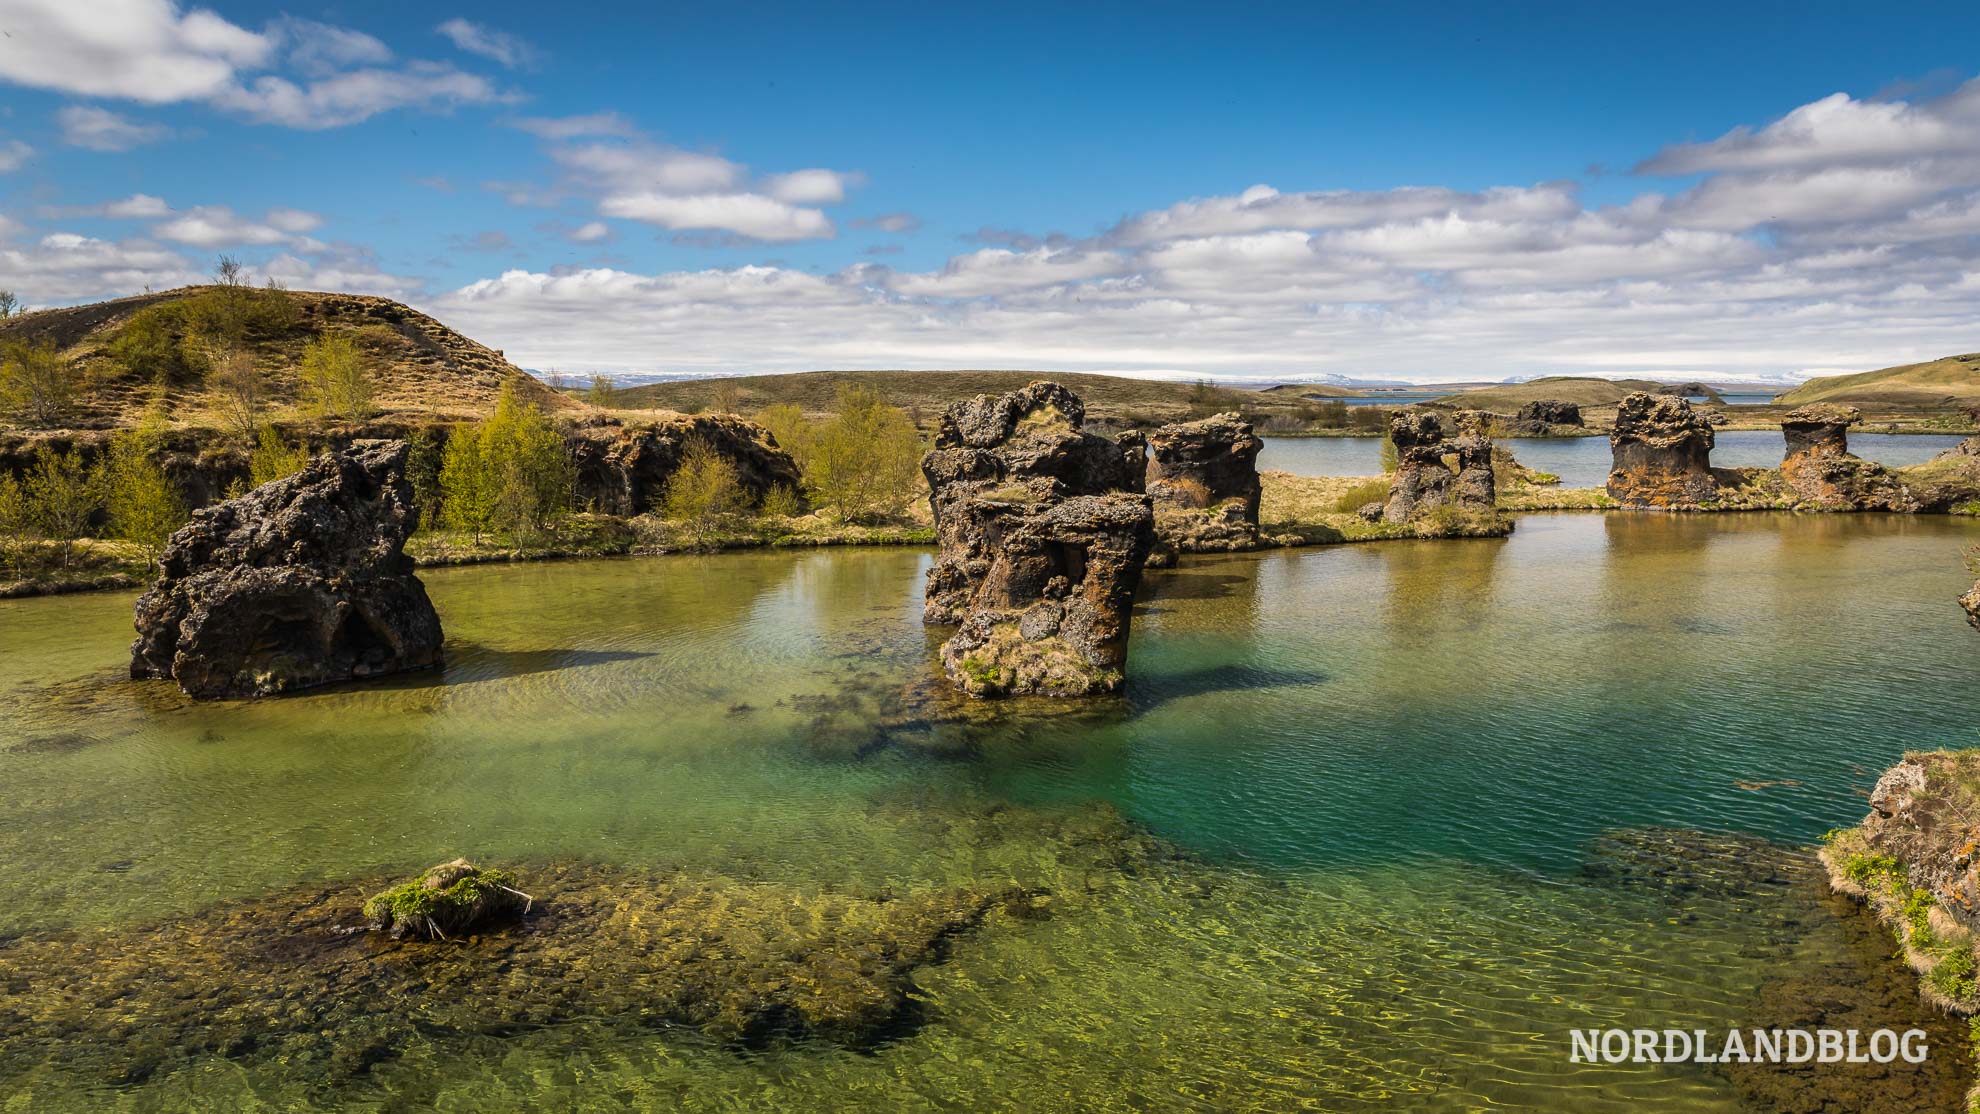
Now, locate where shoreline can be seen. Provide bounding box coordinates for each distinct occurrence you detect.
[10,490,1975,602]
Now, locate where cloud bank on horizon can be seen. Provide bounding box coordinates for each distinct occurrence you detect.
[0,0,1976,383]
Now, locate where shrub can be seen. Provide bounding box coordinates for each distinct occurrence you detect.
[0,340,77,428]
[588,374,618,408]
[663,436,746,546]
[806,384,923,523]
[209,343,267,444]
[100,422,187,556]
[438,384,569,542]
[756,403,812,471]
[111,302,204,384]
[759,482,804,518]
[247,425,310,488]
[405,427,442,531]
[300,331,374,422]
[1331,478,1392,513]
[20,444,100,565]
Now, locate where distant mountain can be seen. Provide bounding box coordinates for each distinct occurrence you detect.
[1775,353,1980,407]
[1439,376,1723,411]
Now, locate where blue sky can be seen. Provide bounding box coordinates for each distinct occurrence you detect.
[1,1,1978,381]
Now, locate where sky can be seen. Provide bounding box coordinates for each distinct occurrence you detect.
[0,2,1978,383]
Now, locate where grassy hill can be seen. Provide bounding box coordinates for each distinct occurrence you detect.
[0,285,569,430]
[1774,353,1980,408]
[607,369,1274,425]
[1439,376,1721,411]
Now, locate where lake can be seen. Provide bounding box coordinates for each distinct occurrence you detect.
[3,513,1977,1109]
[1260,430,1972,486]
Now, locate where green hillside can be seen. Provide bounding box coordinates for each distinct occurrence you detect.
[1774,353,1980,408]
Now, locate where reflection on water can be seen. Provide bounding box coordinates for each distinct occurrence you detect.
[2,514,1978,1109]
[1261,431,1971,486]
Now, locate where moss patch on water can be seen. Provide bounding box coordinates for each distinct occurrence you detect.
[360,858,530,940]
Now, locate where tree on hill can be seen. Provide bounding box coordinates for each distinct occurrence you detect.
[0,340,77,428]
[0,291,18,318]
[439,383,571,543]
[301,332,375,422]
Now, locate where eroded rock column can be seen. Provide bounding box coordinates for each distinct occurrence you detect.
[1144,411,1262,551]
[1606,392,1718,507]
[1383,409,1496,523]
[1779,404,1915,511]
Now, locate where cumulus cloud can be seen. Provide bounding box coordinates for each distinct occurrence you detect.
[56,106,173,151]
[425,75,1980,381]
[435,18,536,69]
[1640,77,1980,175]
[0,0,272,102]
[0,139,32,173]
[599,193,833,241]
[507,118,858,242]
[152,204,323,248]
[0,0,512,129]
[569,221,611,243]
[45,193,175,219]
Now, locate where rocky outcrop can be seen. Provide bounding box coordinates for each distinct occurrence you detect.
[130,439,443,698]
[1517,399,1582,427]
[361,858,532,940]
[921,381,1144,625]
[1144,411,1262,552]
[1606,392,1717,507]
[566,413,802,516]
[1779,404,1917,511]
[1824,752,1980,1022]
[1502,399,1584,434]
[1383,409,1496,523]
[938,494,1155,697]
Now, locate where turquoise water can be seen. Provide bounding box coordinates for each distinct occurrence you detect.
[2,512,1977,1109]
[1260,431,1970,486]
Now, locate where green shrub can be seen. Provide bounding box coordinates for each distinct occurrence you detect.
[664,437,746,547]
[300,331,374,422]
[247,425,310,488]
[806,384,923,523]
[100,422,186,556]
[1331,478,1391,513]
[759,482,804,518]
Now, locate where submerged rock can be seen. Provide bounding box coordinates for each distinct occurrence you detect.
[1144,412,1262,552]
[0,860,1035,1086]
[940,493,1155,697]
[1779,404,1916,511]
[1606,392,1718,507]
[1382,409,1496,524]
[361,858,531,940]
[921,381,1144,625]
[129,440,443,699]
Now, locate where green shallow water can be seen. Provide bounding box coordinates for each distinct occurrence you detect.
[3,511,1979,1111]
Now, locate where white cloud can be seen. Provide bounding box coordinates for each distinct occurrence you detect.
[214,62,513,129]
[569,221,610,243]
[509,122,856,242]
[152,204,323,247]
[1640,78,1980,175]
[435,18,535,69]
[46,193,174,218]
[0,139,32,173]
[599,193,834,241]
[0,232,204,301]
[0,0,273,102]
[0,1,511,130]
[56,106,172,151]
[890,247,1126,298]
[510,112,638,140]
[764,168,860,204]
